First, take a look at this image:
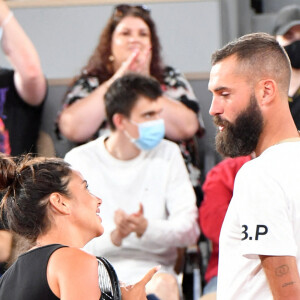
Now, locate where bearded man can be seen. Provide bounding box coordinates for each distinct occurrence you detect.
[208,32,300,299]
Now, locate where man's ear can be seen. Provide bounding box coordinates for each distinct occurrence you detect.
[112,113,127,130]
[257,79,276,106]
[48,193,70,215]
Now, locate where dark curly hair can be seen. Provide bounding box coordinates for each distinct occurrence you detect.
[79,5,165,84]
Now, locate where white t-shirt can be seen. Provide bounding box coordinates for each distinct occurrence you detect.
[64,136,199,283]
[218,141,300,299]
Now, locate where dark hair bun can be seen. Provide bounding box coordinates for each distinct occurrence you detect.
[0,154,17,190]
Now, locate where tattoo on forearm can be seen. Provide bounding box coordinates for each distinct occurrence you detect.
[275,265,289,276]
[282,281,296,288]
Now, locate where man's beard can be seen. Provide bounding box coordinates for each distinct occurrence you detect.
[213,94,263,158]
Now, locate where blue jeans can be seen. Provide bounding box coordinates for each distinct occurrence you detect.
[147,294,160,300]
[202,276,218,295]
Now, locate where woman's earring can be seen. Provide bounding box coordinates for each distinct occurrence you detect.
[109,55,115,62]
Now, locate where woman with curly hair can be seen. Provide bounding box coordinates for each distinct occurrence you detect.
[57,4,205,199]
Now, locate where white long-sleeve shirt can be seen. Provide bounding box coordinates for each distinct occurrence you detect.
[65,136,200,283]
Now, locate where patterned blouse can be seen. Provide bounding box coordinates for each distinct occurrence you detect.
[58,66,205,196]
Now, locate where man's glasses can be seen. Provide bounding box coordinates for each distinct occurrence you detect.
[113,4,151,18]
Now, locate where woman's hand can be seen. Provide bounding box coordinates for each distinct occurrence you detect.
[129,47,152,76]
[121,266,160,300]
[108,47,151,86]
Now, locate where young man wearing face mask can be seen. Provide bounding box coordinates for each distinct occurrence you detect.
[64,73,199,300]
[274,4,300,129]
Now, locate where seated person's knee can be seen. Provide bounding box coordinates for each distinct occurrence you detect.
[146,272,180,300]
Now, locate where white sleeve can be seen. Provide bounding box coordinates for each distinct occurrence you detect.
[139,145,200,248]
[235,166,297,258]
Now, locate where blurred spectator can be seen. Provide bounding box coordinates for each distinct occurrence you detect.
[65,74,200,300]
[57,4,205,203]
[274,4,300,129]
[0,0,47,156]
[0,0,47,276]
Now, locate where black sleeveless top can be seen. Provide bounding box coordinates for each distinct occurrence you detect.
[0,244,66,300]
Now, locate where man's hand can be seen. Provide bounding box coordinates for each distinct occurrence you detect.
[111,204,148,246]
[128,203,148,238]
[111,209,133,246]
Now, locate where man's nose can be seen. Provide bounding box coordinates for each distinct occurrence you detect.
[209,97,223,116]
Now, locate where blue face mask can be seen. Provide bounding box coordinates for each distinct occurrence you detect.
[127,119,165,150]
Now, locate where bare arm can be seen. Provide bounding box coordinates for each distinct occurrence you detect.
[59,84,199,143]
[0,230,12,263]
[0,1,46,106]
[58,48,200,142]
[160,96,199,141]
[48,246,158,300]
[58,51,140,142]
[47,247,101,300]
[58,84,108,142]
[260,255,300,300]
[131,51,200,140]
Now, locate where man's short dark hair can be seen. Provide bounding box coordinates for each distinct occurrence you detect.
[211,32,291,95]
[104,73,162,130]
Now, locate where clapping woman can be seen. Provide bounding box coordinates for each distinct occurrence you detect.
[57,4,204,198]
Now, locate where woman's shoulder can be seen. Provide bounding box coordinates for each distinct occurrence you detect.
[49,246,96,266]
[47,247,100,299]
